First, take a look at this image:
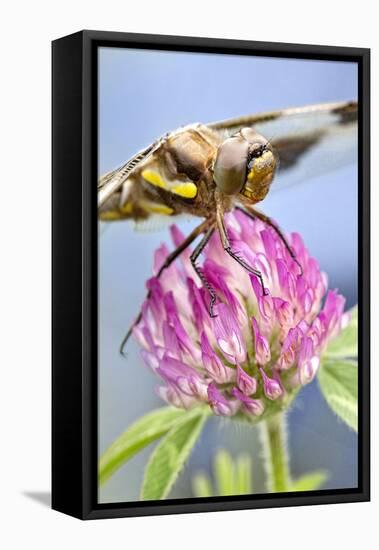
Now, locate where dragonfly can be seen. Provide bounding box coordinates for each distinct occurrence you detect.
[98,100,358,354]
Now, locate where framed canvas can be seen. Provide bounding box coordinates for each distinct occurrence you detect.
[52,30,370,520]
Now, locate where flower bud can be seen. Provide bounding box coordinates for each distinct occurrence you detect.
[207,383,239,416]
[298,356,320,385]
[214,303,246,364]
[252,318,271,365]
[232,388,264,416]
[201,332,234,384]
[236,365,257,395]
[260,368,283,400]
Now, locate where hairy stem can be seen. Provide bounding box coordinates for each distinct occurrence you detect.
[260,413,291,492]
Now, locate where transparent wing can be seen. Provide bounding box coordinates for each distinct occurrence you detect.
[99,213,192,239]
[270,116,357,193]
[133,213,193,233]
[209,101,358,191]
[99,216,171,237]
[97,138,163,208]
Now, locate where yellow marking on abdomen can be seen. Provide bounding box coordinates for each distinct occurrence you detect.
[142,169,168,189]
[99,211,123,221]
[142,169,197,199]
[140,200,174,216]
[120,202,133,215]
[171,182,197,199]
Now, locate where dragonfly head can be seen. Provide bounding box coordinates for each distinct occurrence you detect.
[213,128,277,203]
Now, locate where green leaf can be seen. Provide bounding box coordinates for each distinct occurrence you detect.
[318,359,358,431]
[99,407,187,486]
[290,471,328,492]
[325,305,358,359]
[215,450,235,496]
[191,451,253,498]
[234,454,253,495]
[192,473,213,497]
[141,408,209,500]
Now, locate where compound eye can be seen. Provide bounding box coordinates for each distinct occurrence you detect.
[213,136,250,195]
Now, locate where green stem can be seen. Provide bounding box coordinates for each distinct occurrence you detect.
[260,413,291,492]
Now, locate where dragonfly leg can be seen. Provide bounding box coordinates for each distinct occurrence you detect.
[120,217,213,356]
[217,206,267,296]
[236,205,303,276]
[189,227,217,317]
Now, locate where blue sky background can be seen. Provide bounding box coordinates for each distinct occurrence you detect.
[98,47,358,503]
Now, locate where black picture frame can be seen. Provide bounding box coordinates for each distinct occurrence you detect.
[52,30,370,520]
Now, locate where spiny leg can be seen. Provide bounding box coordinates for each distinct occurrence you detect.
[236,205,303,275]
[120,217,213,356]
[216,205,267,295]
[190,226,217,317]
